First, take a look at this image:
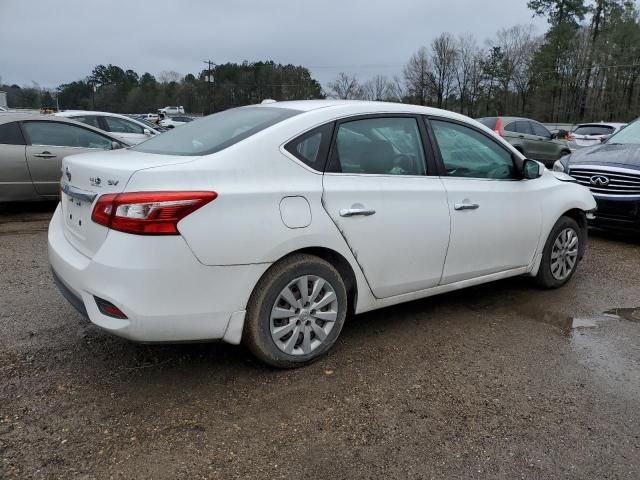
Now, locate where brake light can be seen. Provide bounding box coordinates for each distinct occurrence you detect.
[91,191,217,235]
[494,117,503,137]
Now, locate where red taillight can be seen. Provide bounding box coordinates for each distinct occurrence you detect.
[494,117,503,137]
[91,191,217,235]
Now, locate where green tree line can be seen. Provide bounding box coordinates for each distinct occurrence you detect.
[1,61,323,114]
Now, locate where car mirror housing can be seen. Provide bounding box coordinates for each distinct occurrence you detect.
[111,141,123,150]
[523,159,544,179]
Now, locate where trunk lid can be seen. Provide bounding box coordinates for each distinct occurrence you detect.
[60,148,196,258]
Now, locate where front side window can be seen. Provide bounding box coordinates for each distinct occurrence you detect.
[328,117,426,175]
[0,122,26,145]
[133,106,300,156]
[22,121,113,149]
[104,116,145,134]
[285,123,333,171]
[430,120,516,180]
[531,122,551,138]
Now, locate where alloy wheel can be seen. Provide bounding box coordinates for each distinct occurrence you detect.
[550,227,579,281]
[270,275,339,356]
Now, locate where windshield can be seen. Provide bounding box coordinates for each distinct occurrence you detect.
[132,106,300,156]
[606,120,639,145]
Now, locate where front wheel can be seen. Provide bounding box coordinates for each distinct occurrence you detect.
[243,254,348,368]
[535,216,584,288]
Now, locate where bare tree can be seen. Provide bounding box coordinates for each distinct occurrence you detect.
[431,33,458,108]
[327,72,363,99]
[403,47,432,105]
[158,70,182,84]
[361,75,394,101]
[454,34,480,114]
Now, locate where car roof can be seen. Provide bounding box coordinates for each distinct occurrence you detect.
[254,100,481,123]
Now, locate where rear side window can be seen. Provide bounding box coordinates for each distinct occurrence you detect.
[284,123,333,171]
[133,106,300,156]
[328,117,427,176]
[574,125,615,136]
[0,122,26,145]
[22,121,113,149]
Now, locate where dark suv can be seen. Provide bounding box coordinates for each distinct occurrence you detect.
[555,118,640,231]
[477,116,572,168]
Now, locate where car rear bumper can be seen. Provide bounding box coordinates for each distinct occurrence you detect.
[48,204,270,343]
[589,195,640,231]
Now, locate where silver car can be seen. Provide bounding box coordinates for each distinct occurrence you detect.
[567,122,627,148]
[0,114,129,202]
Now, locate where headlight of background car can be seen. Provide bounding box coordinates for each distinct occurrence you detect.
[553,156,569,173]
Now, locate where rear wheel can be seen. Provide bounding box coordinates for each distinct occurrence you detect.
[243,254,347,368]
[535,216,584,288]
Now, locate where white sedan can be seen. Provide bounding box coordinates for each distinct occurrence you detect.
[55,110,161,145]
[48,101,596,368]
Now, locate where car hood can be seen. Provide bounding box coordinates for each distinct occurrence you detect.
[566,143,640,171]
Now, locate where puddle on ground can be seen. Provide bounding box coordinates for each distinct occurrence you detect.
[531,310,598,333]
[603,308,640,322]
[522,307,640,333]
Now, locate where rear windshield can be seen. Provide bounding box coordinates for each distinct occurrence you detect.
[606,119,640,145]
[133,106,300,156]
[476,117,497,128]
[573,125,615,136]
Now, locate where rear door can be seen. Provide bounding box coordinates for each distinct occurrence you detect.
[322,115,451,298]
[0,121,36,201]
[428,117,542,284]
[21,120,115,195]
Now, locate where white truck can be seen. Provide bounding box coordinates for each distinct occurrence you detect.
[158,106,184,115]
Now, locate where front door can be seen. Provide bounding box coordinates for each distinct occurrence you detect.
[21,120,114,195]
[428,118,542,284]
[322,115,451,299]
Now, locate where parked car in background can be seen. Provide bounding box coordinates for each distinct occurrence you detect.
[477,116,572,168]
[142,113,159,123]
[555,118,640,231]
[0,113,128,202]
[158,106,184,115]
[566,122,627,149]
[49,100,595,368]
[159,115,193,128]
[56,111,161,145]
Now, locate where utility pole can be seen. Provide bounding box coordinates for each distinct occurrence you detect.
[203,60,216,115]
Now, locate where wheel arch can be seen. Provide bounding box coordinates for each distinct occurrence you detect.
[559,208,588,259]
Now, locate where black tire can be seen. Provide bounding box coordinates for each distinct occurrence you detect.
[243,254,347,368]
[535,216,585,288]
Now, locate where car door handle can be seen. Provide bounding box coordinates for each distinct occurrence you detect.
[339,207,376,217]
[454,202,479,211]
[33,151,56,158]
[518,135,525,138]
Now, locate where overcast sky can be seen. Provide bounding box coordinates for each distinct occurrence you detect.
[0,0,548,90]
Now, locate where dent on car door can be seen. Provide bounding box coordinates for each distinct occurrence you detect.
[0,121,37,201]
[321,115,451,298]
[21,121,114,195]
[428,118,542,284]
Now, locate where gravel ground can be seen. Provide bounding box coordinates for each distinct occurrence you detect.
[1,202,639,479]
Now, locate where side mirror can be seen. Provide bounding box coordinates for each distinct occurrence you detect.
[111,141,123,150]
[143,128,151,136]
[523,159,544,179]
[600,135,610,143]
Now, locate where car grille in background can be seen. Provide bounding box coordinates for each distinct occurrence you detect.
[569,168,640,195]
